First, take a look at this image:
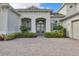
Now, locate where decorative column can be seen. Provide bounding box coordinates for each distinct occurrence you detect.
[46,18,51,32]
[31,18,36,33]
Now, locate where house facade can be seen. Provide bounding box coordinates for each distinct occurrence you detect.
[0,3,79,39]
[0,3,64,35]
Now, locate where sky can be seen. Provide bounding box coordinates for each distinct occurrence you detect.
[10,3,62,12]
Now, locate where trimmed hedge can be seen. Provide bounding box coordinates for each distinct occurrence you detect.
[44,31,64,38]
[0,32,37,41]
[15,32,37,38]
[3,33,16,40]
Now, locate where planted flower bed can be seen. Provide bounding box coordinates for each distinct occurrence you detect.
[0,34,4,41]
[44,31,64,38]
[0,24,37,41]
[44,29,67,38]
[15,32,37,38]
[0,32,37,41]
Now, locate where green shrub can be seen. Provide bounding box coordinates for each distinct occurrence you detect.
[56,31,64,37]
[63,28,67,37]
[44,32,52,38]
[13,32,37,38]
[44,31,64,38]
[0,33,17,41]
[23,32,37,38]
[0,34,4,41]
[20,24,28,33]
[0,32,37,41]
[13,32,24,38]
[53,24,64,30]
[4,33,17,40]
[26,32,37,38]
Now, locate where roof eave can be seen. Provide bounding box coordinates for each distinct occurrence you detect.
[0,3,20,16]
[60,11,79,22]
[57,3,66,12]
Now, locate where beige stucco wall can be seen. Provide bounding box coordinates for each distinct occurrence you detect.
[59,3,78,16]
[7,9,20,34]
[66,3,77,16]
[18,11,51,32]
[76,4,79,12]
[0,5,20,34]
[61,15,79,38]
[0,7,8,34]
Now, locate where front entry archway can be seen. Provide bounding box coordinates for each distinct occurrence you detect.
[36,18,46,35]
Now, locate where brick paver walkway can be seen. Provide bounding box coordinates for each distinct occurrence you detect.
[0,37,79,56]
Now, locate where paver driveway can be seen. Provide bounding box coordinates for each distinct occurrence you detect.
[0,37,79,56]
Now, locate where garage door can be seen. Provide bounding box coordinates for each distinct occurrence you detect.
[72,20,79,39]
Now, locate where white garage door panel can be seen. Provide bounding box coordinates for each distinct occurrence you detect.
[72,20,79,39]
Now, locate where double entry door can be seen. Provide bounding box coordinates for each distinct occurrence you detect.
[36,20,45,35]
